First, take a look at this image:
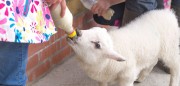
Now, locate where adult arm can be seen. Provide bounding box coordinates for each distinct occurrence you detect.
[91,0,125,16]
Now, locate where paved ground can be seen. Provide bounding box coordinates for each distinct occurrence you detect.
[32,55,175,86]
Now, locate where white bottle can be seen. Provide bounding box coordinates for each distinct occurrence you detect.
[80,0,114,20]
[50,4,77,38]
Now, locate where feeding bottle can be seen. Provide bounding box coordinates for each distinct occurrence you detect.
[80,0,114,20]
[50,4,77,39]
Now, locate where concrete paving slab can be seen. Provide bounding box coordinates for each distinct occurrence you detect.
[32,55,177,86]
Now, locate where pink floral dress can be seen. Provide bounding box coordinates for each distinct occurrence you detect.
[164,0,171,9]
[0,0,56,43]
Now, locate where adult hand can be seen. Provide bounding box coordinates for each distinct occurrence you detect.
[46,0,66,17]
[91,0,111,16]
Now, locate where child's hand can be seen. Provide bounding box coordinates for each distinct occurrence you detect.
[91,0,111,16]
[46,0,66,17]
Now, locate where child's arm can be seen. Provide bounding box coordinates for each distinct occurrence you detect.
[46,0,66,17]
[109,0,126,6]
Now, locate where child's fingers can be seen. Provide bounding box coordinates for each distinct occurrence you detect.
[91,4,99,14]
[60,0,66,17]
[49,3,58,11]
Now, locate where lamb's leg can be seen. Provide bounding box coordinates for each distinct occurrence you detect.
[136,67,153,83]
[118,77,134,86]
[162,55,180,86]
[169,68,180,86]
[168,63,180,86]
[136,60,158,83]
[118,70,136,86]
[98,82,108,86]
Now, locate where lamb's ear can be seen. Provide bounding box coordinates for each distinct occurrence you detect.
[105,50,126,61]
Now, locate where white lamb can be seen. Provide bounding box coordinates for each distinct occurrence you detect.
[67,9,180,86]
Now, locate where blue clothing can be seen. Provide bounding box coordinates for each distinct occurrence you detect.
[122,0,180,25]
[172,0,180,6]
[171,0,180,26]
[126,0,158,14]
[0,42,29,86]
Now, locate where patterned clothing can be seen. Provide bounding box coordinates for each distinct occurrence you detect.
[164,0,171,8]
[0,0,56,43]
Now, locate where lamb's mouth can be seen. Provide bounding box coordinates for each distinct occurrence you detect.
[67,29,82,44]
[75,29,82,37]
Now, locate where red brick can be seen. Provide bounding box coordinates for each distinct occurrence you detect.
[28,60,51,82]
[50,34,56,42]
[40,43,57,62]
[80,19,110,30]
[83,11,94,22]
[26,54,39,72]
[51,46,71,65]
[42,36,55,47]
[73,11,94,28]
[80,20,97,30]
[51,42,58,52]
[55,29,61,39]
[28,44,44,57]
[60,29,66,37]
[41,41,49,47]
[73,14,84,28]
[61,37,68,48]
[55,40,61,51]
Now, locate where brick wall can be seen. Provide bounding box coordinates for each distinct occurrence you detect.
[26,0,108,85]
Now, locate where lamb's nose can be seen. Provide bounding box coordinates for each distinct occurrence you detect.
[76,29,82,37]
[67,29,82,44]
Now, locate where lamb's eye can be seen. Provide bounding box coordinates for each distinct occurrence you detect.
[91,41,101,49]
[95,43,101,49]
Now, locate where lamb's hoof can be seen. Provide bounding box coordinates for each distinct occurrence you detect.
[134,81,141,83]
[135,78,144,83]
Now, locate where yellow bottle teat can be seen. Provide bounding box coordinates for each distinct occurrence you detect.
[68,29,77,38]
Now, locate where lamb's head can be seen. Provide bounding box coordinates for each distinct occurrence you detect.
[67,27,125,63]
